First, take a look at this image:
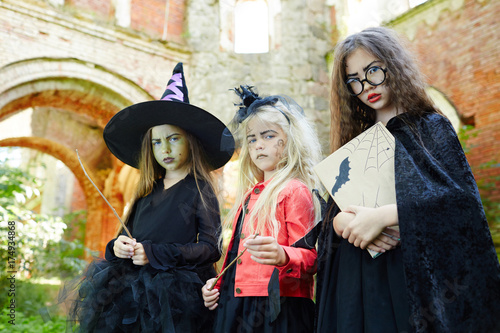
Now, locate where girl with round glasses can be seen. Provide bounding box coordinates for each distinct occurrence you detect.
[346,66,387,96]
[316,27,500,332]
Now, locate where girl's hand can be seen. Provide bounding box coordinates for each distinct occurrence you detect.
[366,227,401,253]
[202,278,219,310]
[113,235,136,259]
[342,204,398,249]
[243,236,289,266]
[333,211,355,236]
[131,243,149,266]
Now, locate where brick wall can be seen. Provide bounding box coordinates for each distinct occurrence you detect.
[130,0,166,39]
[166,0,186,42]
[391,0,500,202]
[67,0,113,18]
[0,0,190,252]
[65,0,185,42]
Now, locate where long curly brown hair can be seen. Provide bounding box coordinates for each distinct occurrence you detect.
[330,27,440,152]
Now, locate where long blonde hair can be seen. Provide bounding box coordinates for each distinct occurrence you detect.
[224,98,323,238]
[330,26,440,151]
[118,126,217,234]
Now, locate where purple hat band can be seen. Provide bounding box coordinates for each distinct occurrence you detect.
[159,62,189,103]
[103,61,235,170]
[161,72,185,102]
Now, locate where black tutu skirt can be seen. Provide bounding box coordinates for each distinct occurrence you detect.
[60,258,214,333]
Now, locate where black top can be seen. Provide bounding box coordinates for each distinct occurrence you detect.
[316,113,500,333]
[105,174,221,275]
[67,175,221,332]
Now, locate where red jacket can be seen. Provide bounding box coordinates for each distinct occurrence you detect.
[215,178,317,299]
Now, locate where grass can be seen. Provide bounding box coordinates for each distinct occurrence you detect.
[0,278,76,332]
[0,308,68,333]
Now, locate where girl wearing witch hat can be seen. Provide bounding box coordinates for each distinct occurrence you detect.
[65,63,234,332]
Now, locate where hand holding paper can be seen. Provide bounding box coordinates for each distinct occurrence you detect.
[341,204,398,249]
[314,122,398,258]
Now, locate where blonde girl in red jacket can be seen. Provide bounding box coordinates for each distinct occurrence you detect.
[202,86,322,332]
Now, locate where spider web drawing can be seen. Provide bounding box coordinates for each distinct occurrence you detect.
[342,123,395,175]
[340,123,395,208]
[313,122,396,258]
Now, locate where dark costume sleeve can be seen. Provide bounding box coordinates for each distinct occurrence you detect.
[104,205,137,261]
[141,186,221,271]
[390,113,500,332]
[315,197,341,332]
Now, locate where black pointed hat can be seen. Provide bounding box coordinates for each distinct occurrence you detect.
[103,63,234,170]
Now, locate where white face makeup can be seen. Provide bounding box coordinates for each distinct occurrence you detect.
[151,124,190,176]
[246,117,287,181]
[345,48,397,123]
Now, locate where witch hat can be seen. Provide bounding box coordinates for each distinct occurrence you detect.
[103,63,234,170]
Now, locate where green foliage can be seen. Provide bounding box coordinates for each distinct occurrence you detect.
[0,279,76,332]
[458,125,500,260]
[0,152,90,331]
[0,308,69,333]
[0,157,92,332]
[0,165,39,222]
[0,280,61,317]
[0,161,89,280]
[457,124,477,154]
[0,213,89,280]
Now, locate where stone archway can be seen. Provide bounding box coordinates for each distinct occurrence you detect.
[426,86,461,131]
[0,58,155,254]
[0,137,107,254]
[0,57,153,126]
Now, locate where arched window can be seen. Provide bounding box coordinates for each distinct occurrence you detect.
[234,0,269,53]
[220,0,281,54]
[426,87,461,132]
[114,0,131,28]
[409,0,428,8]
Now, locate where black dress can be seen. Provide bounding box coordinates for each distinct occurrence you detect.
[66,175,221,332]
[316,113,500,333]
[214,209,315,333]
[316,209,410,333]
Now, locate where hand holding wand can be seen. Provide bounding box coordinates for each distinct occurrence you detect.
[209,233,259,291]
[76,149,133,239]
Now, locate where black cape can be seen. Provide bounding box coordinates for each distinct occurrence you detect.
[316,113,500,333]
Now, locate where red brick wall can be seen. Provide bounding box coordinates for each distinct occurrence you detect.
[70,177,87,212]
[407,0,500,202]
[67,0,114,18]
[167,0,186,41]
[130,0,166,39]
[66,0,186,42]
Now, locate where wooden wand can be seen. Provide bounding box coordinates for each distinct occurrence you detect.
[76,149,133,239]
[209,233,259,291]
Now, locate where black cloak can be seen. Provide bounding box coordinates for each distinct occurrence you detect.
[316,113,500,332]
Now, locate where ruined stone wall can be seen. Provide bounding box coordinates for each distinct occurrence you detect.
[0,0,190,253]
[6,0,496,252]
[186,0,333,149]
[0,0,188,99]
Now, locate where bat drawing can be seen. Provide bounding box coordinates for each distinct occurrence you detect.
[331,157,351,195]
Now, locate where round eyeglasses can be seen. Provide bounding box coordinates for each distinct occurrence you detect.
[346,66,387,96]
